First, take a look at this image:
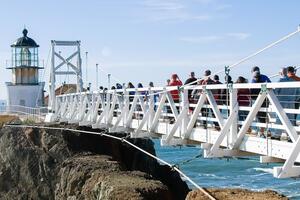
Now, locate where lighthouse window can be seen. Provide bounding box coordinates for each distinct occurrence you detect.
[13,47,38,67]
[20,47,31,66]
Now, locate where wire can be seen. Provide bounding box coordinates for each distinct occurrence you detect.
[35,46,51,107]
[4,124,216,200]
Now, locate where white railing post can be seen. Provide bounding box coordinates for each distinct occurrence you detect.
[105,91,112,124]
[123,89,129,125]
[148,89,155,129]
[229,86,238,147]
[182,88,189,136]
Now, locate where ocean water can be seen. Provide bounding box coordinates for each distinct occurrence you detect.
[153,139,300,199]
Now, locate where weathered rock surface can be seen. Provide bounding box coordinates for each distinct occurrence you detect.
[0,124,190,200]
[186,188,288,200]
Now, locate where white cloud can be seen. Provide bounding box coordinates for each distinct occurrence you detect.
[143,0,185,11]
[141,0,212,22]
[179,36,222,43]
[227,33,251,40]
[180,32,250,44]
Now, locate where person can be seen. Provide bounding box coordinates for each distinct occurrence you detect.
[128,82,135,89]
[198,70,215,128]
[137,83,143,88]
[185,72,197,85]
[116,83,122,89]
[137,83,146,95]
[136,83,145,116]
[149,82,154,87]
[147,82,158,110]
[250,70,271,136]
[184,72,198,102]
[168,74,183,122]
[222,75,233,106]
[213,75,223,105]
[115,83,123,97]
[166,79,171,86]
[274,67,299,139]
[287,66,300,111]
[148,82,158,101]
[225,75,233,84]
[286,66,300,81]
[236,76,250,122]
[251,66,271,83]
[169,74,183,103]
[127,82,135,101]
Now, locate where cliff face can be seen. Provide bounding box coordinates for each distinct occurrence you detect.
[0,124,189,200]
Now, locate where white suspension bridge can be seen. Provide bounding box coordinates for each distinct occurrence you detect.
[2,26,300,183]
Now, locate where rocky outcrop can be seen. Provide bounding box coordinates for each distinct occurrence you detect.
[186,188,288,200]
[0,124,189,200]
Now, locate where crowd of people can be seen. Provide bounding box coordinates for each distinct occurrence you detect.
[97,65,300,140]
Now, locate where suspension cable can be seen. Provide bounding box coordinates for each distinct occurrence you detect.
[3,124,216,200]
[35,46,51,107]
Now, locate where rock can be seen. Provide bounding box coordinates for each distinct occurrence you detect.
[0,124,189,200]
[55,155,171,200]
[186,188,288,200]
[0,115,20,128]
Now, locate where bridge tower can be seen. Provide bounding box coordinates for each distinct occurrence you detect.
[6,29,45,107]
[48,40,83,112]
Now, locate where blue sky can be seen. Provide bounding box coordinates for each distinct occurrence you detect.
[0,0,300,99]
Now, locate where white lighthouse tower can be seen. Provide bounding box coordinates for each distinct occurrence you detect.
[6,29,44,108]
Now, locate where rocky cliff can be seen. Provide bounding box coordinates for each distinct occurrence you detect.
[0,124,190,200]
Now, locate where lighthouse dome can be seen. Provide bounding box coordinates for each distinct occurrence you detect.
[11,29,39,47]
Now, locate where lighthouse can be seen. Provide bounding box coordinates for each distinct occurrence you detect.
[6,29,44,107]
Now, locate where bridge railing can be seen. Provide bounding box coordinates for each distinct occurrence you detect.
[0,105,48,122]
[54,82,300,136]
[51,81,300,178]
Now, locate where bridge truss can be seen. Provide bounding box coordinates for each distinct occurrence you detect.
[46,82,300,178]
[48,40,83,112]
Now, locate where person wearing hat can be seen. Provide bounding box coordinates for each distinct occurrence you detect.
[251,66,271,83]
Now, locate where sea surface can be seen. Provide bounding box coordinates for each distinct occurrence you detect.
[153,139,300,199]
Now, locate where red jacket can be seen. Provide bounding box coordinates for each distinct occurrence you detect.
[237,88,250,106]
[169,80,183,101]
